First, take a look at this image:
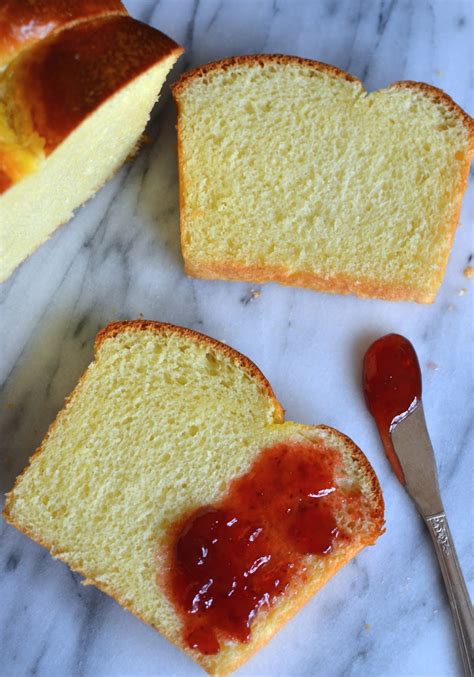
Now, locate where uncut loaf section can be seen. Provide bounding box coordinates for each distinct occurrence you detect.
[0,2,183,282]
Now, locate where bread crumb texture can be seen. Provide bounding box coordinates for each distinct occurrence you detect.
[4,321,384,675]
[173,56,474,303]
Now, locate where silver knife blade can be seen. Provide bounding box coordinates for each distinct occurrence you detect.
[390,402,443,517]
[363,333,474,675]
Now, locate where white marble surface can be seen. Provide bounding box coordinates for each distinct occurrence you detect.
[1,1,473,675]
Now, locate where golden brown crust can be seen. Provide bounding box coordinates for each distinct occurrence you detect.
[174,98,188,269]
[173,55,474,304]
[0,0,126,68]
[0,168,12,192]
[171,53,359,98]
[390,80,474,142]
[8,15,183,154]
[184,258,437,303]
[95,320,285,423]
[173,55,473,139]
[389,83,474,299]
[3,321,384,676]
[314,424,385,533]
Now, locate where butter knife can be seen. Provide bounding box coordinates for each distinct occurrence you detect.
[362,333,474,676]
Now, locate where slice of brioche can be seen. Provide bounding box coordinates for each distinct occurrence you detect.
[3,320,384,676]
[0,0,126,69]
[172,55,474,303]
[0,16,183,282]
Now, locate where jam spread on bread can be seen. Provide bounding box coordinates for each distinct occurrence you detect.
[166,441,366,655]
[363,333,422,483]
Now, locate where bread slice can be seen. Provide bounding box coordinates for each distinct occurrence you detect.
[0,16,183,283]
[172,55,474,303]
[0,0,126,69]
[3,320,384,676]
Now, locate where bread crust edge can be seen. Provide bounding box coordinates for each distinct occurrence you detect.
[172,54,473,139]
[183,259,437,303]
[95,319,285,422]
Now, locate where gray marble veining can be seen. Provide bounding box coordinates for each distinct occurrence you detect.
[1,1,473,675]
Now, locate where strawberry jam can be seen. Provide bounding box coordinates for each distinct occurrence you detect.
[165,441,365,655]
[363,333,422,483]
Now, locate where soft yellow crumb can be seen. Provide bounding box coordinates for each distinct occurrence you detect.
[174,56,473,302]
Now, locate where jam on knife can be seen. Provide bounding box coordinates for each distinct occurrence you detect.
[362,333,421,483]
[362,333,474,675]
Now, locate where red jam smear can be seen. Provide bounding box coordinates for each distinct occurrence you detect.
[362,333,422,483]
[166,441,366,655]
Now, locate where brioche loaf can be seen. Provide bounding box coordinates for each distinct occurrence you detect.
[0,13,183,283]
[0,0,126,69]
[4,320,384,676]
[173,55,474,303]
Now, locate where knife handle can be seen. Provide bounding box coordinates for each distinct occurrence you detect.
[426,512,474,676]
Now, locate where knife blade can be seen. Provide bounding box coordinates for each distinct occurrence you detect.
[363,333,474,676]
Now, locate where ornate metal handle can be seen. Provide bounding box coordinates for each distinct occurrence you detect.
[426,513,474,676]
